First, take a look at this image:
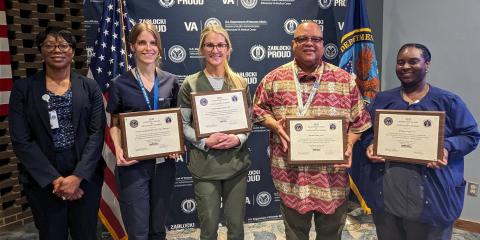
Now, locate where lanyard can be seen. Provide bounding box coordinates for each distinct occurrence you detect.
[134,68,159,110]
[292,62,323,116]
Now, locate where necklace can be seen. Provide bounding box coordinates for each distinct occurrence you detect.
[401,84,429,104]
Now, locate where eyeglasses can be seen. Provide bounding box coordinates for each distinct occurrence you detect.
[293,36,324,45]
[41,43,72,52]
[202,43,229,51]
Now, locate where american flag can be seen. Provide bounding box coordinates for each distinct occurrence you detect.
[338,0,379,215]
[87,0,134,239]
[0,0,12,116]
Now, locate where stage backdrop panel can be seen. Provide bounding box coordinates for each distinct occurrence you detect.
[84,0,350,229]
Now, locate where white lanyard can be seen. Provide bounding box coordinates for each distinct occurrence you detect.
[292,62,324,116]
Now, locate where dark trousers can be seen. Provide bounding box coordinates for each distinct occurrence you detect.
[193,171,248,240]
[372,210,453,240]
[117,160,176,240]
[24,147,103,240]
[280,200,348,240]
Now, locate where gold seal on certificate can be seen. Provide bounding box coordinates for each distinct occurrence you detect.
[286,117,347,165]
[119,108,184,160]
[191,89,251,139]
[373,109,445,164]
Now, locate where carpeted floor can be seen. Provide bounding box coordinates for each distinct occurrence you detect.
[165,207,480,240]
[1,207,479,240]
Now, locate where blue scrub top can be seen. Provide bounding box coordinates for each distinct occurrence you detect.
[107,70,179,114]
[361,85,480,226]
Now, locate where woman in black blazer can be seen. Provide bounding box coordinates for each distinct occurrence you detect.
[8,27,105,240]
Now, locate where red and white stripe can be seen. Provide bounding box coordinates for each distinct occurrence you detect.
[0,0,12,116]
[98,100,127,240]
[87,69,127,240]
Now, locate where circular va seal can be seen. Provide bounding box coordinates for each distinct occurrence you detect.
[324,43,338,60]
[424,120,432,127]
[384,117,393,126]
[165,116,172,124]
[241,0,258,9]
[250,45,266,62]
[256,191,272,207]
[204,17,222,28]
[283,18,299,35]
[200,98,208,106]
[294,123,303,132]
[129,119,138,128]
[168,45,186,63]
[329,123,336,130]
[181,198,197,214]
[158,0,175,8]
[318,0,333,9]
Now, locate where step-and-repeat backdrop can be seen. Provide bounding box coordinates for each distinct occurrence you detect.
[84,0,349,230]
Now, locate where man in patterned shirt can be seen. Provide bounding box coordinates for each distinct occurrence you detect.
[253,21,371,240]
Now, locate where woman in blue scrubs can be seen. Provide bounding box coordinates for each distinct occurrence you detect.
[107,22,179,240]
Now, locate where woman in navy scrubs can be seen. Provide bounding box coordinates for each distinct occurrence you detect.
[107,22,179,240]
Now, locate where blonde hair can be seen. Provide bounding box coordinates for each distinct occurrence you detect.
[199,25,247,89]
[129,22,163,63]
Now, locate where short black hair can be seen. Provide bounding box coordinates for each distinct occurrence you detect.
[35,26,76,51]
[398,43,431,62]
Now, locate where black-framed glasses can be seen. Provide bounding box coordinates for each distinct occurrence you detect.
[41,42,72,52]
[293,36,324,44]
[202,43,229,51]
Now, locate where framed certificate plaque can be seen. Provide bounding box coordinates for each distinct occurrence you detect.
[373,109,445,164]
[191,89,251,139]
[286,116,347,165]
[119,108,184,160]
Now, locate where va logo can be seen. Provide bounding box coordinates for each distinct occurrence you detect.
[181,199,197,213]
[283,18,298,35]
[241,0,257,9]
[168,45,187,63]
[384,117,393,126]
[250,45,266,61]
[256,191,272,207]
[294,123,303,132]
[204,17,222,28]
[423,120,432,127]
[318,0,333,9]
[129,120,138,128]
[158,0,175,8]
[184,22,199,31]
[324,43,338,60]
[200,98,208,106]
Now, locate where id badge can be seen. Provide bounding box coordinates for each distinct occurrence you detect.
[48,110,60,129]
[156,157,165,164]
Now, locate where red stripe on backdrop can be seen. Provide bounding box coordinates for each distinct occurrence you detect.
[0,104,9,115]
[0,51,11,64]
[0,0,5,11]
[0,25,7,38]
[99,199,126,240]
[0,78,12,91]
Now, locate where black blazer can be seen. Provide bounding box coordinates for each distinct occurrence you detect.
[9,71,106,188]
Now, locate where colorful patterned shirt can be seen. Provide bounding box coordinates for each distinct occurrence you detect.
[253,60,371,214]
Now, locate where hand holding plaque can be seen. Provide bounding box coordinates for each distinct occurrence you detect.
[191,89,251,139]
[120,108,184,160]
[373,110,445,164]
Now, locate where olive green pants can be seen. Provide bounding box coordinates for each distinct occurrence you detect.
[193,171,247,240]
[280,200,348,240]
